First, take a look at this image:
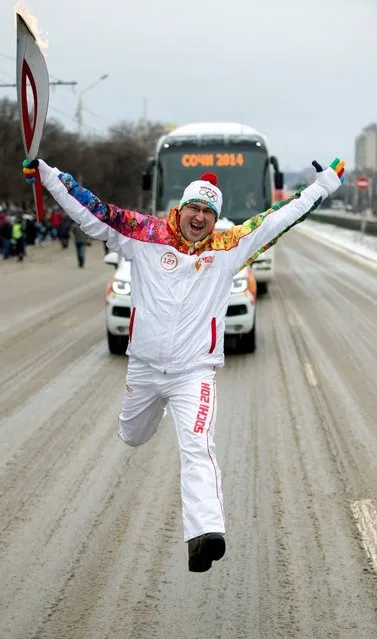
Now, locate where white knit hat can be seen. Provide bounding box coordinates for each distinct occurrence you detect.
[178,172,222,217]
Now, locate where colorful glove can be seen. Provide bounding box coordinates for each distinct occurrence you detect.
[22,158,39,184]
[312,157,345,197]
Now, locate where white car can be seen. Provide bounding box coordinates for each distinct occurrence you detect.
[251,246,275,294]
[224,264,257,352]
[104,248,257,355]
[104,252,132,355]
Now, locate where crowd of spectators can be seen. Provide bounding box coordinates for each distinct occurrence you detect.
[0,205,93,267]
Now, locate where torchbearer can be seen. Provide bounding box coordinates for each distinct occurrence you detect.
[23,154,345,572]
[16,12,49,222]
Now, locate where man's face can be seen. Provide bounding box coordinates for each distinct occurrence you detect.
[179,202,217,242]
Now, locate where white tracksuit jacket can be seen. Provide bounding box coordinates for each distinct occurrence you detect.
[37,160,342,373]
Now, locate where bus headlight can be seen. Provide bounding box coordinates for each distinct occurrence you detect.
[112,280,131,295]
[231,278,248,295]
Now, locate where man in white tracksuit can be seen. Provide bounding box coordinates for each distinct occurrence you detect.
[24,157,345,572]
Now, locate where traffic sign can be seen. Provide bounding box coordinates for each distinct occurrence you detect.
[356,176,369,190]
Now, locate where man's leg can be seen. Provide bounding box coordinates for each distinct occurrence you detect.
[76,243,85,267]
[3,239,11,259]
[75,242,80,267]
[168,369,225,570]
[16,239,25,261]
[118,358,167,447]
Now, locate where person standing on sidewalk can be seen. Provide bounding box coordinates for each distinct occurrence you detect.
[71,221,89,268]
[12,215,25,262]
[1,216,13,259]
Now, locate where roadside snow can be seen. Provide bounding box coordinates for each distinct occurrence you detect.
[297,219,377,265]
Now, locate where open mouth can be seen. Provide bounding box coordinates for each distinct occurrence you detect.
[190,222,204,233]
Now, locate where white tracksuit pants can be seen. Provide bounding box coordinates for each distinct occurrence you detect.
[118,357,225,542]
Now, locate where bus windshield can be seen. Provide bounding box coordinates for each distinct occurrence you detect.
[156,143,271,221]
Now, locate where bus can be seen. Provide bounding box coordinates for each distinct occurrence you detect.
[142,122,285,292]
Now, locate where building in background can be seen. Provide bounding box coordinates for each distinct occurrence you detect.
[355,124,377,172]
[354,124,377,214]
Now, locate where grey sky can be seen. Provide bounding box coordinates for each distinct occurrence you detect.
[1,0,376,170]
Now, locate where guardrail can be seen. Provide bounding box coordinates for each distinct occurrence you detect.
[311,209,377,237]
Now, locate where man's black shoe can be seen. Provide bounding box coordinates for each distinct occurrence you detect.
[188,533,226,572]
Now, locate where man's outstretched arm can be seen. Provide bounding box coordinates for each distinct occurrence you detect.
[217,158,345,273]
[23,159,154,258]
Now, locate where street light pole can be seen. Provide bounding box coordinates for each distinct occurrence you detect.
[75,73,109,136]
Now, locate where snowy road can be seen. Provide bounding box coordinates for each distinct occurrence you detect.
[1,232,377,639]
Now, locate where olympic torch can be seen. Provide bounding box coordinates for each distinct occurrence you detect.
[16,11,49,222]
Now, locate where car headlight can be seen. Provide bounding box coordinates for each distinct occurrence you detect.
[112,280,131,295]
[231,278,248,294]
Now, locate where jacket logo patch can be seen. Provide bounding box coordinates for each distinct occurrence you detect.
[194,256,214,271]
[161,251,178,271]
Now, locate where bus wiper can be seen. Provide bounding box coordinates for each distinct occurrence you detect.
[157,160,164,198]
[262,159,269,208]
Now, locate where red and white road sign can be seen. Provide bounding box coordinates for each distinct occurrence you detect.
[356,176,369,190]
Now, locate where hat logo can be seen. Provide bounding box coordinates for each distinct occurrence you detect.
[198,186,218,202]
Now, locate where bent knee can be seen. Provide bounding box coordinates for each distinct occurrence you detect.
[118,430,145,447]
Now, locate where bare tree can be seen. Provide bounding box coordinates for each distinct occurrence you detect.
[0,97,167,211]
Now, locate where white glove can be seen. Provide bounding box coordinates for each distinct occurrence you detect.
[312,158,345,198]
[23,158,61,189]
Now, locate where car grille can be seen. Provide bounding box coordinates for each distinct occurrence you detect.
[226,304,248,316]
[112,306,131,318]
